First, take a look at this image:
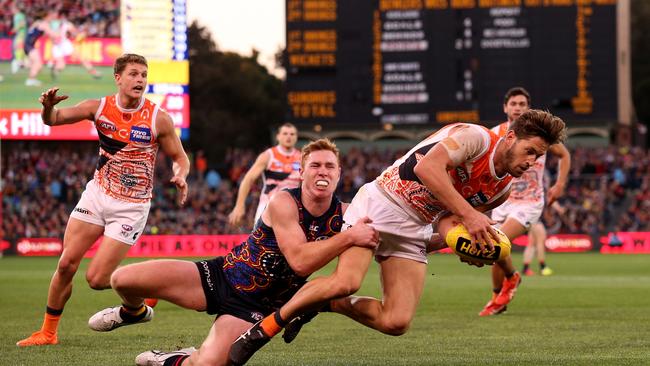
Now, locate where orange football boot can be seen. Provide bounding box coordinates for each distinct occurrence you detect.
[16,330,59,347]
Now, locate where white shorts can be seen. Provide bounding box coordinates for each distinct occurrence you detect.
[343,182,432,264]
[491,200,544,230]
[69,180,151,245]
[52,39,73,58]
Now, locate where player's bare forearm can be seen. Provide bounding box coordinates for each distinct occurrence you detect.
[414,159,475,219]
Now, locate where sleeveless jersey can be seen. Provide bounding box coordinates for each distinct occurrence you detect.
[24,23,44,52]
[261,146,301,197]
[376,123,513,223]
[92,95,160,203]
[222,188,343,308]
[491,122,546,203]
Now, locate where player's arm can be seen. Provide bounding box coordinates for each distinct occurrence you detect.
[413,130,499,249]
[546,143,571,205]
[228,151,270,226]
[40,88,98,126]
[156,110,190,205]
[269,192,378,277]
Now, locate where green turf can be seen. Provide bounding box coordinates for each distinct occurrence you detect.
[0,62,115,109]
[1,253,649,365]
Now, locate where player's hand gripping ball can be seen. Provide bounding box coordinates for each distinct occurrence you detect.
[445,224,511,266]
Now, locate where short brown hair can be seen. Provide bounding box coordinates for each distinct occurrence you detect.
[277,122,297,133]
[301,138,340,168]
[114,54,147,75]
[510,109,567,145]
[504,87,531,106]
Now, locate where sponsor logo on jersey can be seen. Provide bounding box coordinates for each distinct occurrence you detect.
[200,261,214,291]
[130,126,152,143]
[74,207,92,215]
[467,191,489,206]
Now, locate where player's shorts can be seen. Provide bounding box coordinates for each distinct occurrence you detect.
[195,256,273,323]
[343,182,432,264]
[69,180,150,245]
[52,39,73,58]
[491,199,544,229]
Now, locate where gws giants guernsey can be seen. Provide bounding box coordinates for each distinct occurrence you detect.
[93,95,160,203]
[376,123,512,223]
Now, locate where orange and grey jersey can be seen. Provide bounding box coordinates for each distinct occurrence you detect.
[491,121,546,203]
[92,95,160,203]
[261,146,302,199]
[376,123,512,223]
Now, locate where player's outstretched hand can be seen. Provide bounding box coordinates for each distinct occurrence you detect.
[170,175,188,206]
[347,217,379,249]
[461,210,499,252]
[39,87,68,107]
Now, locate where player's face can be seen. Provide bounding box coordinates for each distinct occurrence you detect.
[503,95,529,122]
[115,63,148,100]
[300,150,341,198]
[503,135,548,178]
[277,127,298,149]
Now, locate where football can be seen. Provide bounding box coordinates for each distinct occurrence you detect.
[445,224,511,265]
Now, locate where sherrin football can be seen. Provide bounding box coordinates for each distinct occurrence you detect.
[445,224,511,265]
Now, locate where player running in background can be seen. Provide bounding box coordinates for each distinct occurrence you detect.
[49,9,102,80]
[87,139,379,366]
[16,53,190,347]
[24,10,56,86]
[11,1,28,74]
[228,123,301,228]
[229,110,567,365]
[479,87,571,316]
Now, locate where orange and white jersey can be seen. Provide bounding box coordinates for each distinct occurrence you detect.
[491,121,546,203]
[376,123,512,223]
[92,94,160,203]
[261,146,302,200]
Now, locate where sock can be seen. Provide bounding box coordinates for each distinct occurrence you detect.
[162,355,189,366]
[522,263,530,272]
[540,261,546,270]
[259,311,287,337]
[42,307,63,335]
[119,303,147,323]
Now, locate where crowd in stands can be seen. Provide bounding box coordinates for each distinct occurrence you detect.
[2,141,650,243]
[0,0,119,38]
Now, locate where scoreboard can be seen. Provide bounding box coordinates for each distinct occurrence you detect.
[286,0,618,126]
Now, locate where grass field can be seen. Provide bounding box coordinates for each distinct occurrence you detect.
[0,62,115,109]
[1,253,649,366]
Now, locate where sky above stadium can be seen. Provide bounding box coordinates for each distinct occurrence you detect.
[187,0,285,77]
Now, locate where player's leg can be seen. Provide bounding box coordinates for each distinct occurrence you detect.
[522,224,538,275]
[531,222,552,275]
[332,255,426,335]
[479,217,525,316]
[89,259,207,331]
[136,315,251,366]
[17,218,104,346]
[25,49,43,86]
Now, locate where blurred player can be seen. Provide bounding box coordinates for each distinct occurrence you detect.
[49,10,102,80]
[11,1,27,74]
[87,139,379,366]
[479,87,570,316]
[16,53,190,347]
[229,110,567,365]
[228,123,301,228]
[24,11,56,86]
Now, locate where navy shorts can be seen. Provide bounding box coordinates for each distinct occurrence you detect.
[195,257,274,323]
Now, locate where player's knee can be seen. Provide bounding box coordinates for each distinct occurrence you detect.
[56,257,79,278]
[380,315,411,336]
[109,267,130,291]
[86,270,111,290]
[330,273,363,297]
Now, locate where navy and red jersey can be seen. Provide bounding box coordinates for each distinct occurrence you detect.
[222,187,343,308]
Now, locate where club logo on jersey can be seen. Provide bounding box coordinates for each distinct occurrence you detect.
[467,191,489,206]
[122,113,132,122]
[130,126,152,143]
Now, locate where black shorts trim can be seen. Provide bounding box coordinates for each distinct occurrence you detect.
[195,257,273,323]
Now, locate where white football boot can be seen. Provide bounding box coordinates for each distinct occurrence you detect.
[135,347,197,366]
[88,305,154,331]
